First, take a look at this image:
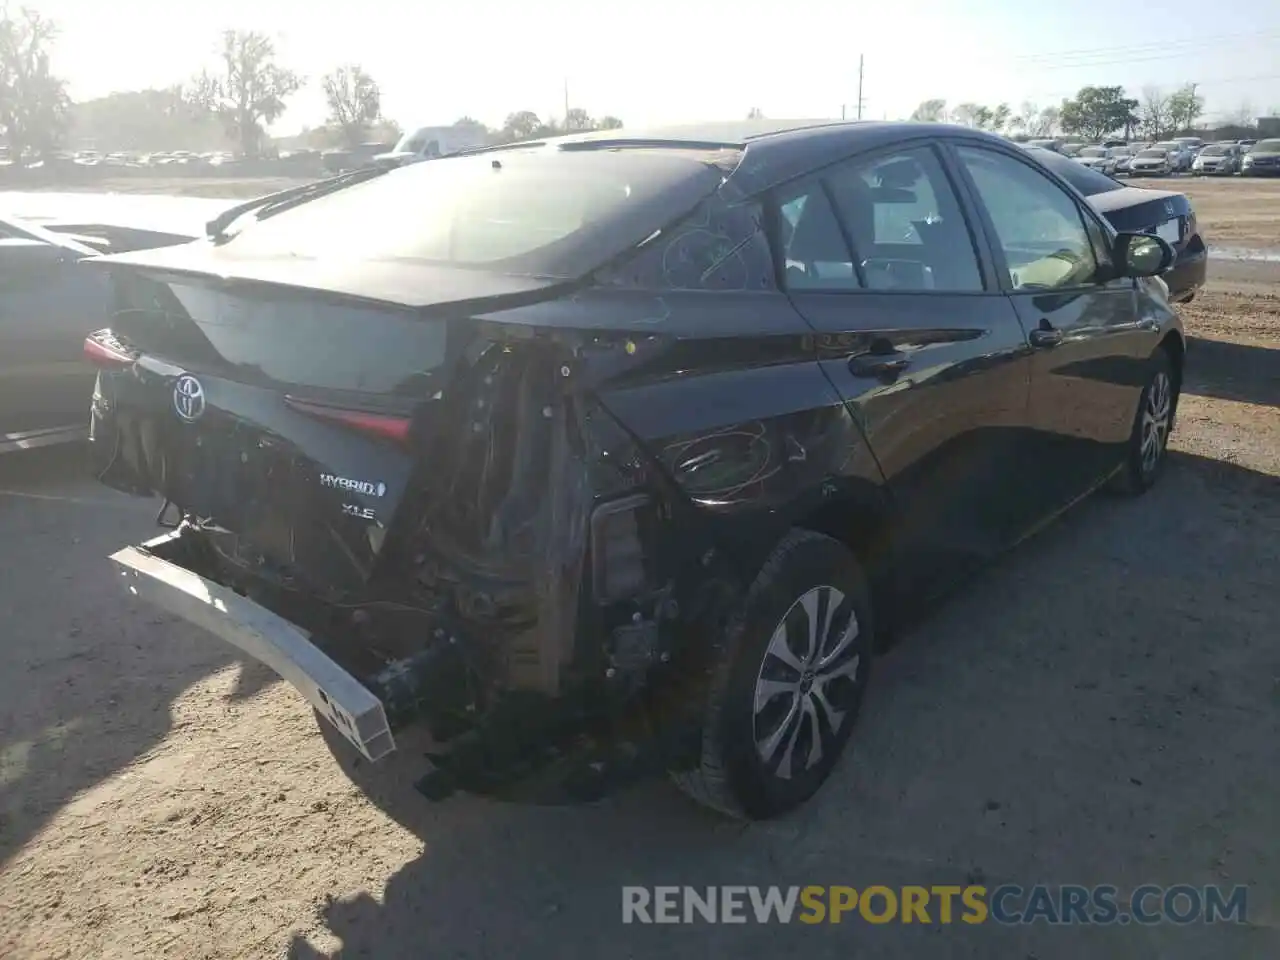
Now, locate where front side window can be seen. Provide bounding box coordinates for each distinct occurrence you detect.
[956,146,1097,291]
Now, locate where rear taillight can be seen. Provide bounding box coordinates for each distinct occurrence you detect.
[283,396,412,444]
[83,330,134,368]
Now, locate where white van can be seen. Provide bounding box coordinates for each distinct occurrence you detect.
[373,126,491,168]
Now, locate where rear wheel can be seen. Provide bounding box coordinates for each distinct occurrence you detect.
[671,530,873,819]
[1110,347,1177,495]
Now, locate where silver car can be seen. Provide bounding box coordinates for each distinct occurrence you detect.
[1192,143,1240,176]
[1075,145,1119,177]
[1129,148,1173,176]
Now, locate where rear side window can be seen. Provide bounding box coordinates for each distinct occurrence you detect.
[774,145,984,293]
[225,148,729,278]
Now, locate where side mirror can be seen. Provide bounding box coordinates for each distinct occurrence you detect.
[1114,232,1174,278]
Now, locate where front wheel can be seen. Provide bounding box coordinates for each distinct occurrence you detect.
[1110,348,1177,495]
[671,530,873,819]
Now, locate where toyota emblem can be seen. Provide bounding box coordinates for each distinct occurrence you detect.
[173,374,206,422]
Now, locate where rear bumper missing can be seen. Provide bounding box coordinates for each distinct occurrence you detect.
[110,531,396,762]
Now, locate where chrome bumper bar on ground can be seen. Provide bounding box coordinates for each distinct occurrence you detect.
[110,531,395,762]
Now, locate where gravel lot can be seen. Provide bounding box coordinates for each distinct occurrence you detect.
[0,176,1277,959]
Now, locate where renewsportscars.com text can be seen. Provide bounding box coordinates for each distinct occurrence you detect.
[621,884,1249,926]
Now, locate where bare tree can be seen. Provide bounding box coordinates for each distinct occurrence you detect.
[1222,101,1256,128]
[746,106,764,120]
[1036,105,1061,137]
[500,110,542,142]
[187,30,302,158]
[909,99,947,122]
[563,107,594,132]
[1139,86,1173,139]
[0,7,70,159]
[321,64,379,147]
[950,102,981,127]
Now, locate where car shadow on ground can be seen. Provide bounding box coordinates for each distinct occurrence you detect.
[1183,336,1280,408]
[0,446,238,866]
[285,450,1279,960]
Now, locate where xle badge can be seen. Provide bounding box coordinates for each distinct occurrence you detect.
[342,504,376,520]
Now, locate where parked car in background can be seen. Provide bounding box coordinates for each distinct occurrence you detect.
[1025,145,1206,303]
[1112,146,1135,176]
[1237,139,1257,152]
[1,204,210,454]
[88,120,1184,819]
[1154,141,1192,172]
[1026,138,1063,152]
[1192,142,1241,176]
[1130,147,1175,176]
[1075,145,1119,176]
[1242,139,1280,175]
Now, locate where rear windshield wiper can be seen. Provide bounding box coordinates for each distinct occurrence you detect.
[205,165,390,241]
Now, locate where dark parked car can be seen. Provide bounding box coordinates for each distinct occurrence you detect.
[0,201,217,454]
[1024,146,1206,303]
[1242,138,1280,175]
[87,121,1184,819]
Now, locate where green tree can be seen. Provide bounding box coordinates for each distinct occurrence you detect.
[321,64,380,147]
[1166,83,1204,132]
[0,7,70,159]
[1059,85,1138,141]
[187,30,302,157]
[500,110,541,141]
[989,103,1011,133]
[596,115,623,130]
[909,99,947,122]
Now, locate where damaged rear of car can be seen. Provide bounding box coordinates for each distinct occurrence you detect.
[87,138,861,815]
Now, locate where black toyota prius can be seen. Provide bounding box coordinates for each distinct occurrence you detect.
[85,120,1186,819]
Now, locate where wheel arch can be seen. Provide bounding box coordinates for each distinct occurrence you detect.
[1158,327,1185,414]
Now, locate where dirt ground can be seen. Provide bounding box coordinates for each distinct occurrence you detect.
[0,176,1277,960]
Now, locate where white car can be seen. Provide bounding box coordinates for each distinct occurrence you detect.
[1075,146,1119,177]
[1129,148,1174,176]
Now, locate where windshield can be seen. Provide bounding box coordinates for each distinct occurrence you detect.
[1155,142,1181,151]
[1139,149,1167,158]
[1112,148,1132,156]
[1200,146,1227,156]
[225,146,731,277]
[1022,146,1124,195]
[1255,139,1280,152]
[1080,147,1108,158]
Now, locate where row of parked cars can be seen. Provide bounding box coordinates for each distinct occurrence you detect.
[1028,136,1278,178]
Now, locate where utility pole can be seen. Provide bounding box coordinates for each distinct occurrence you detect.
[564,78,570,124]
[856,54,865,120]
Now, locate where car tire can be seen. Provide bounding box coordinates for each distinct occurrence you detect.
[1109,347,1177,496]
[671,529,873,819]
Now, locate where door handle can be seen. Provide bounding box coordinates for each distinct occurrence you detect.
[849,351,910,378]
[1029,322,1063,349]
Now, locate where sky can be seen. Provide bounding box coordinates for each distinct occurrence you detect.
[30,0,1280,134]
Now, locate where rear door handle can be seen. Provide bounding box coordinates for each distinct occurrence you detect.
[849,351,910,378]
[1029,326,1063,349]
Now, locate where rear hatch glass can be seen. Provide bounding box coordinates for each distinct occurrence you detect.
[220,145,736,279]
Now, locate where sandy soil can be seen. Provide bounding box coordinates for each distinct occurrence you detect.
[0,176,1277,960]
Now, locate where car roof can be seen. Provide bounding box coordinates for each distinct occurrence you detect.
[516,119,1016,192]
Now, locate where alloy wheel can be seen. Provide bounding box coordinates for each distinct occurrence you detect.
[1140,370,1172,475]
[752,585,862,780]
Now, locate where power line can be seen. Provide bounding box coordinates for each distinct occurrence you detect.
[1009,28,1280,65]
